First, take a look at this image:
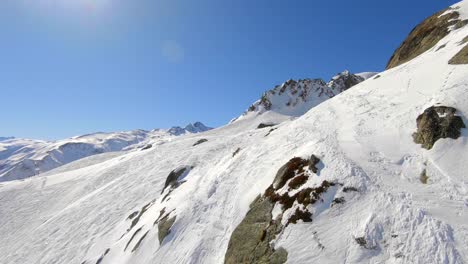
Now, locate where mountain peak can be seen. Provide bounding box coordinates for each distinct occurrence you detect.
[184,122,211,133]
[238,71,367,120]
[168,122,212,136]
[327,70,365,92]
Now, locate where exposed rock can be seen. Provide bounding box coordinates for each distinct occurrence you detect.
[232,148,241,157]
[225,156,347,264]
[287,208,312,226]
[132,231,149,252]
[168,122,212,136]
[127,211,138,220]
[355,237,368,247]
[331,197,346,206]
[129,201,153,230]
[272,157,309,190]
[125,228,142,251]
[420,169,429,184]
[264,128,277,137]
[288,174,308,190]
[162,166,192,193]
[328,70,365,92]
[239,71,365,119]
[412,106,465,149]
[355,236,376,250]
[95,248,110,264]
[193,139,208,146]
[158,215,176,244]
[343,186,359,193]
[224,196,285,264]
[436,44,447,51]
[387,8,463,69]
[257,123,277,129]
[141,144,152,150]
[449,36,468,64]
[308,154,321,173]
[268,248,288,264]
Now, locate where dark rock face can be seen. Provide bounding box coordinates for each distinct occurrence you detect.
[272,157,309,190]
[158,215,176,244]
[449,36,468,65]
[244,71,365,116]
[141,144,152,150]
[327,70,365,92]
[225,156,338,264]
[387,8,464,69]
[232,148,241,157]
[257,123,277,129]
[162,166,192,193]
[413,106,465,149]
[129,202,153,230]
[224,196,286,264]
[193,139,208,146]
[308,154,321,173]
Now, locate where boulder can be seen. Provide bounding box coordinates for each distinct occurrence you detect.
[413,106,465,149]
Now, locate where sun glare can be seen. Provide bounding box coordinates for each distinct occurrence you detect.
[25,0,112,16]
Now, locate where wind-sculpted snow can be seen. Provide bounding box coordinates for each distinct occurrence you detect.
[0,1,468,263]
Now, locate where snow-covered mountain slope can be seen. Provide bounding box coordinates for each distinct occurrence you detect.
[0,123,211,182]
[0,1,468,264]
[234,71,367,123]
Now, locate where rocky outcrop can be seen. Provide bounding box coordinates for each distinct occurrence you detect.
[413,106,465,149]
[239,71,366,118]
[257,123,277,129]
[162,166,193,193]
[387,8,467,69]
[193,139,208,146]
[328,70,365,92]
[224,196,286,264]
[449,36,468,64]
[225,156,340,264]
[157,215,176,244]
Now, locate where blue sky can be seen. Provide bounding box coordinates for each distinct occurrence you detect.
[0,0,458,140]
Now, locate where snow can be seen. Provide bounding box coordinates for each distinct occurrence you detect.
[356,72,379,80]
[234,71,368,123]
[442,0,468,20]
[0,123,211,182]
[0,1,467,263]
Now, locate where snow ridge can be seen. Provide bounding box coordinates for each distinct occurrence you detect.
[237,71,367,120]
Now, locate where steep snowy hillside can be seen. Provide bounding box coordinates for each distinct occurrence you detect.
[0,1,467,264]
[0,123,211,182]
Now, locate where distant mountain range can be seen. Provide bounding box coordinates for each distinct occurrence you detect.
[0,122,211,182]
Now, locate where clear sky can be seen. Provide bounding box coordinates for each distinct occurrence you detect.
[0,0,459,140]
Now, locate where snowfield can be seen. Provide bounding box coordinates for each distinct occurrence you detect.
[0,1,467,264]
